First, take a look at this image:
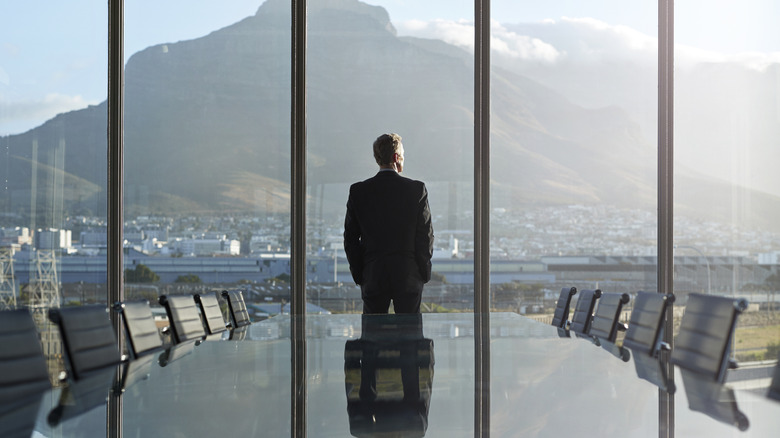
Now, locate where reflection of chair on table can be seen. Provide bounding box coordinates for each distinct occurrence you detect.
[680,369,749,431]
[344,314,434,437]
[0,309,51,438]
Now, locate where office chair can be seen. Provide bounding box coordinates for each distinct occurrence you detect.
[551,287,577,328]
[113,300,164,358]
[158,295,206,344]
[670,293,748,383]
[221,290,251,328]
[766,352,780,402]
[48,305,123,381]
[623,291,675,356]
[588,292,630,343]
[0,309,51,438]
[568,289,601,335]
[194,292,228,335]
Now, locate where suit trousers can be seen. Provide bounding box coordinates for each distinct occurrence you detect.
[360,256,424,314]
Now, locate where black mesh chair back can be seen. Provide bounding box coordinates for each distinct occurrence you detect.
[568,289,601,334]
[769,352,780,401]
[48,305,122,381]
[114,300,163,358]
[670,293,748,383]
[222,290,251,328]
[551,287,577,328]
[588,292,630,343]
[0,309,51,404]
[1,309,51,438]
[194,292,227,334]
[158,295,205,344]
[623,291,674,356]
[0,310,50,438]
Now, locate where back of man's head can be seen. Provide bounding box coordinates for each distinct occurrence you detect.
[373,133,402,166]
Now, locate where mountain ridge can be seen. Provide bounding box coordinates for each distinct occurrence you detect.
[2,0,779,233]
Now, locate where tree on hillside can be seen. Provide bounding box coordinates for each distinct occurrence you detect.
[125,264,160,283]
[175,274,202,284]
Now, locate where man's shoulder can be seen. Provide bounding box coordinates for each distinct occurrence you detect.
[351,173,426,190]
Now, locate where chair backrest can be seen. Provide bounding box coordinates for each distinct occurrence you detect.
[588,292,630,343]
[551,287,577,328]
[670,293,748,383]
[768,352,780,401]
[0,310,51,438]
[568,289,601,334]
[194,292,227,334]
[623,291,674,356]
[48,305,122,381]
[221,290,251,328]
[0,309,51,403]
[158,295,205,344]
[114,300,163,358]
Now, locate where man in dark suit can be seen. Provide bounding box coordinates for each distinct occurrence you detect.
[344,133,434,314]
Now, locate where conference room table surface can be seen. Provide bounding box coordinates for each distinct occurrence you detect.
[14,312,780,437]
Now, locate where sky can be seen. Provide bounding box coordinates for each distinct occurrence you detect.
[1,0,778,136]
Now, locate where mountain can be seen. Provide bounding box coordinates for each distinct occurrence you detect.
[1,0,779,233]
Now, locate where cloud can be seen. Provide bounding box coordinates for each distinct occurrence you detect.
[490,20,561,63]
[396,15,780,72]
[395,18,562,63]
[0,93,95,136]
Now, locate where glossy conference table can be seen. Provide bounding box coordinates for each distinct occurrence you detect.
[19,313,780,437]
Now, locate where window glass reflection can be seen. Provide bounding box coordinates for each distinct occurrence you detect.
[0,1,108,382]
[124,0,291,321]
[489,1,658,432]
[675,1,780,373]
[489,0,657,315]
[306,0,474,315]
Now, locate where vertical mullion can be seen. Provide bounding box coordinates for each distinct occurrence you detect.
[291,0,307,437]
[107,0,124,437]
[474,0,491,437]
[658,1,675,437]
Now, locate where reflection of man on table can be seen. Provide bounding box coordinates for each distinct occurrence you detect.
[343,133,434,314]
[344,314,435,437]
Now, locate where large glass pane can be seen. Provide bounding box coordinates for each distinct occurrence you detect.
[675,0,780,383]
[490,0,657,433]
[124,0,291,434]
[124,0,291,316]
[306,0,475,317]
[306,0,475,435]
[1,1,108,385]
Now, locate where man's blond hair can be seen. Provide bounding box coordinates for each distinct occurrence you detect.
[373,133,402,166]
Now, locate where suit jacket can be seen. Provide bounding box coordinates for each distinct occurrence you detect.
[343,171,434,286]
